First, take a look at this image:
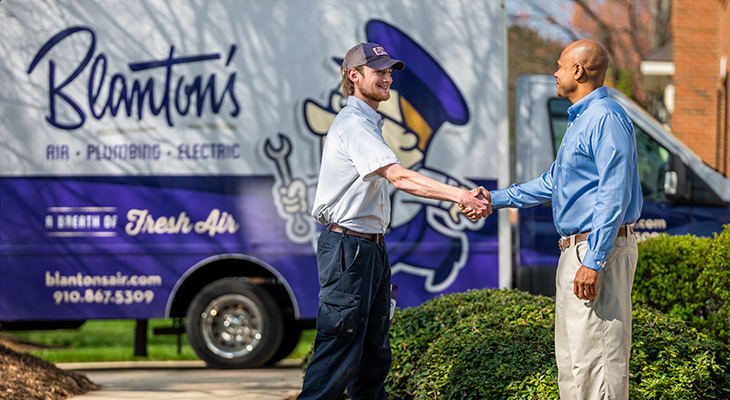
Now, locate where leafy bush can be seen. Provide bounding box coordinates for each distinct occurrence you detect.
[630,307,730,399]
[698,225,730,344]
[387,289,730,399]
[633,225,730,344]
[303,288,730,399]
[408,314,558,399]
[388,289,557,399]
[633,233,711,331]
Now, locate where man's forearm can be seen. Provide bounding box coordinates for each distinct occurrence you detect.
[388,166,464,203]
[379,163,491,216]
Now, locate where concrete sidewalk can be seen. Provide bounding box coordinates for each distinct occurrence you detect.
[60,359,303,399]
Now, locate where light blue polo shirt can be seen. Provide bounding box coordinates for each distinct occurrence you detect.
[311,96,400,234]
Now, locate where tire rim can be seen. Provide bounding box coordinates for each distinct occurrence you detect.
[200,294,264,359]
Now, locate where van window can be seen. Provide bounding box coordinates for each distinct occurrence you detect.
[547,98,670,201]
[548,98,570,155]
[635,124,670,201]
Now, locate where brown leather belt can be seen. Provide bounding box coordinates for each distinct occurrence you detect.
[558,225,633,251]
[328,224,385,244]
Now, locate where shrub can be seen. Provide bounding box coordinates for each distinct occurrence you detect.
[633,225,730,344]
[385,289,730,400]
[698,224,730,344]
[630,306,730,399]
[301,226,730,399]
[388,289,556,399]
[633,233,711,324]
[409,314,558,399]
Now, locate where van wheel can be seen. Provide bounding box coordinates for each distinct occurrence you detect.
[186,278,283,368]
[266,320,302,365]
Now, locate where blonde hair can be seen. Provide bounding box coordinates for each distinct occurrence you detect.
[341,66,364,97]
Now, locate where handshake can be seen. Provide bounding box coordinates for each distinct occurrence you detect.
[459,186,492,220]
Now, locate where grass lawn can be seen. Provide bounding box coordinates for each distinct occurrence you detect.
[3,319,315,364]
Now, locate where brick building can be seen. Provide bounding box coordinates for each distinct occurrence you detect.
[641,0,730,177]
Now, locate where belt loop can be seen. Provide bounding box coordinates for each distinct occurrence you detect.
[327,224,334,232]
[570,234,575,247]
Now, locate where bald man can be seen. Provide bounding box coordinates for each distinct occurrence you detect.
[466,40,643,399]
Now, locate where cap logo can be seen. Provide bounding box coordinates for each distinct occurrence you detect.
[372,46,387,56]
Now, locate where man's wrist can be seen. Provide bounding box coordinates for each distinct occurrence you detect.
[582,251,605,272]
[490,189,507,207]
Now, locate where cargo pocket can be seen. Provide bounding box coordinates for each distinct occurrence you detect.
[316,288,361,339]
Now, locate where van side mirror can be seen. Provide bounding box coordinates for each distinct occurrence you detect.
[664,154,691,203]
[664,153,726,207]
[663,170,678,196]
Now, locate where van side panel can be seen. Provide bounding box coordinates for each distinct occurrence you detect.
[0,1,509,321]
[0,175,320,320]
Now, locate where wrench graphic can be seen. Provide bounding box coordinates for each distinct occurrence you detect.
[264,133,310,237]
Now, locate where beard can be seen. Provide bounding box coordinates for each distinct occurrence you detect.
[357,82,390,103]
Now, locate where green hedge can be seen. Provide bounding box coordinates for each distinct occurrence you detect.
[633,225,730,344]
[388,289,730,400]
[630,307,730,399]
[302,226,730,398]
[388,289,556,399]
[699,225,730,343]
[303,288,730,399]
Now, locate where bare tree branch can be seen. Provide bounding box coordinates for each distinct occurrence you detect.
[625,0,648,60]
[522,0,581,42]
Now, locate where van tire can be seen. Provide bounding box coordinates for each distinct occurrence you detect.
[186,278,283,369]
[266,320,302,365]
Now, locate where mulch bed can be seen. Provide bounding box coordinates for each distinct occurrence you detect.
[0,337,98,400]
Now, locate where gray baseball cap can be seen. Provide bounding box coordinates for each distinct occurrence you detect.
[342,42,405,71]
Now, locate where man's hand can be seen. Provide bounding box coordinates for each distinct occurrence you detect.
[458,189,492,220]
[574,266,599,300]
[460,186,492,219]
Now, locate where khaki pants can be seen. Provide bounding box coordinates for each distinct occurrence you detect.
[555,234,637,400]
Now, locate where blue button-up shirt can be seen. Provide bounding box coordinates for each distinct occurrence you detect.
[492,87,643,271]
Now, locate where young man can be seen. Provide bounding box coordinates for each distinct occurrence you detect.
[297,42,491,400]
[466,39,643,399]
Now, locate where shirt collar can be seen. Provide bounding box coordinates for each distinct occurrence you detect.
[567,86,608,119]
[347,96,384,130]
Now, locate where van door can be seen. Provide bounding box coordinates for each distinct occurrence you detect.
[514,75,730,296]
